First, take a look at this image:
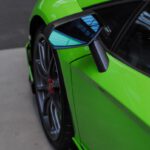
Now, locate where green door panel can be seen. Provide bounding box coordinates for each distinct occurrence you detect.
[77,0,110,8]
[71,53,150,150]
[31,0,82,25]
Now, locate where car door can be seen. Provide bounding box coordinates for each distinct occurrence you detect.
[71,1,150,150]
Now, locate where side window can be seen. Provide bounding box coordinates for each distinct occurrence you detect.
[115,4,150,75]
[95,2,141,49]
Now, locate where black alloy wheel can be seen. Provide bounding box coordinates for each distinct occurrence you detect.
[32,26,75,150]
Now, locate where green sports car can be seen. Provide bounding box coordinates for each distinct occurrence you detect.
[26,0,150,149]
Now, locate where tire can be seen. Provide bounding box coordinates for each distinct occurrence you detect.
[32,26,75,150]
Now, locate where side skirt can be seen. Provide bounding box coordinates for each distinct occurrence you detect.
[72,137,88,150]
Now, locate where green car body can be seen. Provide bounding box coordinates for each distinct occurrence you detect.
[26,0,150,149]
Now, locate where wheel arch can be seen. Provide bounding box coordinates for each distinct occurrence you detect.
[29,18,76,146]
[30,15,46,41]
[29,15,46,71]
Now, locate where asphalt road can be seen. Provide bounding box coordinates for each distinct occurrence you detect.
[0,48,54,150]
[0,0,35,49]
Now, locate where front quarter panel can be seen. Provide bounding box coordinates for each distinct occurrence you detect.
[30,0,82,25]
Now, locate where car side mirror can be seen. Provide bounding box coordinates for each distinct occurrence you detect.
[90,38,109,72]
[45,12,109,72]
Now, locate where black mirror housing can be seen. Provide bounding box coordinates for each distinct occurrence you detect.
[90,38,109,72]
[44,10,102,49]
[44,11,109,73]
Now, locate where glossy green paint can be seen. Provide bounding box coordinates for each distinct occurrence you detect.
[72,137,84,150]
[28,66,33,82]
[77,0,110,8]
[30,0,82,25]
[27,0,150,149]
[71,52,150,150]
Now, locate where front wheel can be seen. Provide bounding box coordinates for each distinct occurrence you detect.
[32,27,74,150]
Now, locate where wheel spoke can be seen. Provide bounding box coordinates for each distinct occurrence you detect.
[48,56,54,75]
[42,93,51,115]
[38,42,47,71]
[36,42,49,75]
[50,101,61,135]
[36,84,48,91]
[53,94,62,117]
[35,59,48,80]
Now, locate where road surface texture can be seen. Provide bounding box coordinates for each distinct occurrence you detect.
[0,0,35,49]
[0,48,53,150]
